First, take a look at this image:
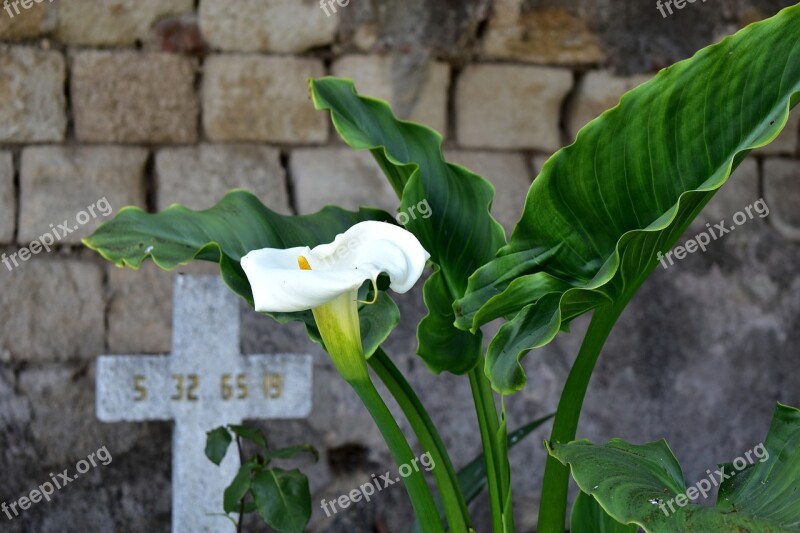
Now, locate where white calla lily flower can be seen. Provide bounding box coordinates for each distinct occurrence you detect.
[241,221,430,382]
[240,221,430,313]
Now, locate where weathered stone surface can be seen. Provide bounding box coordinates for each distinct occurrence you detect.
[456,64,572,151]
[332,55,450,135]
[0,2,56,40]
[337,0,490,59]
[71,51,198,144]
[56,0,194,46]
[107,262,227,356]
[145,14,208,54]
[203,55,327,143]
[0,47,65,142]
[755,106,800,156]
[567,70,653,140]
[290,148,397,215]
[446,150,532,232]
[19,146,147,244]
[483,0,604,64]
[108,264,174,355]
[0,260,104,362]
[4,362,171,532]
[199,0,338,53]
[764,158,800,239]
[0,151,14,243]
[155,144,290,213]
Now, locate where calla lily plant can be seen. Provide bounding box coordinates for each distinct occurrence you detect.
[243,221,445,528]
[84,9,800,531]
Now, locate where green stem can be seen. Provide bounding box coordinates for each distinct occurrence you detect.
[350,376,445,533]
[369,348,472,532]
[536,301,628,533]
[497,397,514,532]
[469,361,508,533]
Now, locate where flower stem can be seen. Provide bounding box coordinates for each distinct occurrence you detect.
[311,291,443,531]
[536,301,628,533]
[469,360,511,532]
[370,348,472,532]
[349,376,445,533]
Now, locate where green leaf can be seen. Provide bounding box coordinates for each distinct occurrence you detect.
[571,491,638,533]
[455,4,800,393]
[251,468,311,533]
[205,426,232,466]
[83,189,397,357]
[263,444,320,462]
[310,77,506,375]
[409,414,553,533]
[224,463,254,514]
[229,425,267,449]
[548,403,800,532]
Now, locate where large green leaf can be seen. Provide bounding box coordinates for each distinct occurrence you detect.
[310,77,506,375]
[83,189,397,357]
[548,403,800,532]
[455,4,800,393]
[571,491,638,533]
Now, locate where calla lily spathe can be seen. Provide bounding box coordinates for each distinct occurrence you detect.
[240,221,430,313]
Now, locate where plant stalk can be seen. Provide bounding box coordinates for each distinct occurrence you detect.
[469,361,510,533]
[370,348,472,532]
[536,301,628,533]
[350,376,445,532]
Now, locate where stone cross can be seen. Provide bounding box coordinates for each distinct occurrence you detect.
[96,276,313,532]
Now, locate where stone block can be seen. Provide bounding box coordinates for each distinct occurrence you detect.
[290,148,397,215]
[71,51,198,144]
[199,0,338,53]
[483,0,604,64]
[56,0,194,46]
[0,260,104,362]
[19,146,147,244]
[456,64,572,151]
[155,144,289,213]
[0,47,65,142]
[203,55,327,143]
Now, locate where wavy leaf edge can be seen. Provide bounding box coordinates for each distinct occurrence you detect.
[456,6,800,393]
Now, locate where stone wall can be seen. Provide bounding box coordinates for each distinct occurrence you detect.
[1,1,798,531]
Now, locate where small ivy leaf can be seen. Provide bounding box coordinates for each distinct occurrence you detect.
[229,424,268,449]
[263,444,320,463]
[205,426,233,466]
[252,468,312,533]
[223,463,254,514]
